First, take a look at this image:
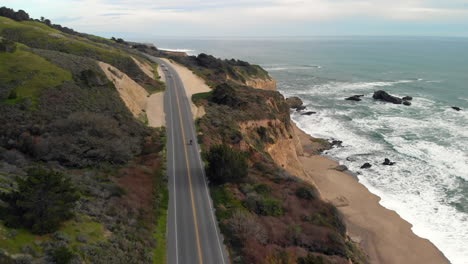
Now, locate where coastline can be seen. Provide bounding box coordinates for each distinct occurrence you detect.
[292,123,450,264]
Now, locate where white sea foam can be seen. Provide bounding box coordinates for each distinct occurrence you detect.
[263,65,322,71]
[159,48,196,55]
[286,83,468,264]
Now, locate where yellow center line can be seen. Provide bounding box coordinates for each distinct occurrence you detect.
[172,70,204,264]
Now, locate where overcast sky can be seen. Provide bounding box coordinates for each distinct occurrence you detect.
[4,0,468,38]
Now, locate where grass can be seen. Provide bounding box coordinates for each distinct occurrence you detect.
[0,216,106,256]
[0,223,44,254]
[60,216,107,250]
[210,185,244,221]
[192,91,212,106]
[0,44,72,106]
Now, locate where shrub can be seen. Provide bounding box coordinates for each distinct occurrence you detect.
[0,38,17,53]
[253,184,271,195]
[243,195,284,216]
[0,167,79,234]
[227,210,267,244]
[205,144,248,185]
[211,83,242,108]
[295,186,318,200]
[52,246,74,264]
[297,254,331,264]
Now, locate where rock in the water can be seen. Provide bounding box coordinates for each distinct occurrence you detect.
[382,158,396,166]
[402,96,413,101]
[295,106,307,111]
[331,140,343,148]
[373,90,403,104]
[286,97,303,109]
[452,106,462,111]
[345,95,364,101]
[334,165,348,172]
[301,111,316,116]
[360,163,372,169]
[403,101,412,106]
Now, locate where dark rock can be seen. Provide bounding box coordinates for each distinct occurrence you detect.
[295,106,307,111]
[402,96,413,101]
[403,101,412,106]
[452,107,462,111]
[382,158,396,166]
[360,163,372,169]
[373,90,403,104]
[331,140,343,148]
[286,96,303,109]
[301,111,316,116]
[345,95,364,101]
[334,165,348,172]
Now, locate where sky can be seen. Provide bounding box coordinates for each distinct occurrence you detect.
[3,0,468,38]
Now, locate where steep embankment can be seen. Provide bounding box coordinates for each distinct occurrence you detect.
[98,61,148,117]
[0,7,166,264]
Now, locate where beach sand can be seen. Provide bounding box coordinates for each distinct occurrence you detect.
[147,92,165,127]
[293,124,450,264]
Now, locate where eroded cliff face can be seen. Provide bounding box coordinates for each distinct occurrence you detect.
[245,78,277,91]
[98,61,148,118]
[239,119,306,179]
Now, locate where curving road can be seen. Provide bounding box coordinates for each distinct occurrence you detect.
[145,55,229,264]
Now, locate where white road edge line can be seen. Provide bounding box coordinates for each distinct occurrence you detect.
[173,69,228,264]
[168,63,179,264]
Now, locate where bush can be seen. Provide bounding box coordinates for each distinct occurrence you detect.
[0,39,17,53]
[205,144,248,185]
[243,195,284,216]
[52,246,74,264]
[211,83,243,108]
[296,186,318,200]
[297,254,331,264]
[0,167,79,234]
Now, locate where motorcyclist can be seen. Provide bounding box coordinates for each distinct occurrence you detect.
[189,139,193,145]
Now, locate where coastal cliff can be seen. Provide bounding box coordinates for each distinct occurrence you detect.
[174,52,368,263]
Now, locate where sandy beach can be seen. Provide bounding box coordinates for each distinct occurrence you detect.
[293,124,449,264]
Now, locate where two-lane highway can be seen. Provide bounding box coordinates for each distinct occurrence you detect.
[145,55,229,264]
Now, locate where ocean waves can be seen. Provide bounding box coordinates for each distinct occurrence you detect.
[285,79,468,264]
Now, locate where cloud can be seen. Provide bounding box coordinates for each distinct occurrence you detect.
[4,0,468,36]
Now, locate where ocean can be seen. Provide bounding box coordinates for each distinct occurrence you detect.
[145,36,468,263]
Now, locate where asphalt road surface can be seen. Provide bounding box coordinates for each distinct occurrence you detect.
[145,55,230,264]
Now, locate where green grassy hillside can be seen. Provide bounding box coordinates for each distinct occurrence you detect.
[0,7,167,264]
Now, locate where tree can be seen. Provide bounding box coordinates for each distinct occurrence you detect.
[0,167,79,234]
[205,144,248,184]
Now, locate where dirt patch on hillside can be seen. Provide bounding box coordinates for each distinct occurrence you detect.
[131,56,155,79]
[98,61,148,117]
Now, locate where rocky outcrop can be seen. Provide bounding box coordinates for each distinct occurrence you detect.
[301,111,316,116]
[245,78,277,91]
[382,158,396,166]
[452,106,462,111]
[286,97,303,109]
[373,90,403,104]
[239,119,306,178]
[345,95,364,101]
[402,96,413,101]
[361,163,372,169]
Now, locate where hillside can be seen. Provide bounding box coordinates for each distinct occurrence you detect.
[178,56,369,262]
[0,7,166,264]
